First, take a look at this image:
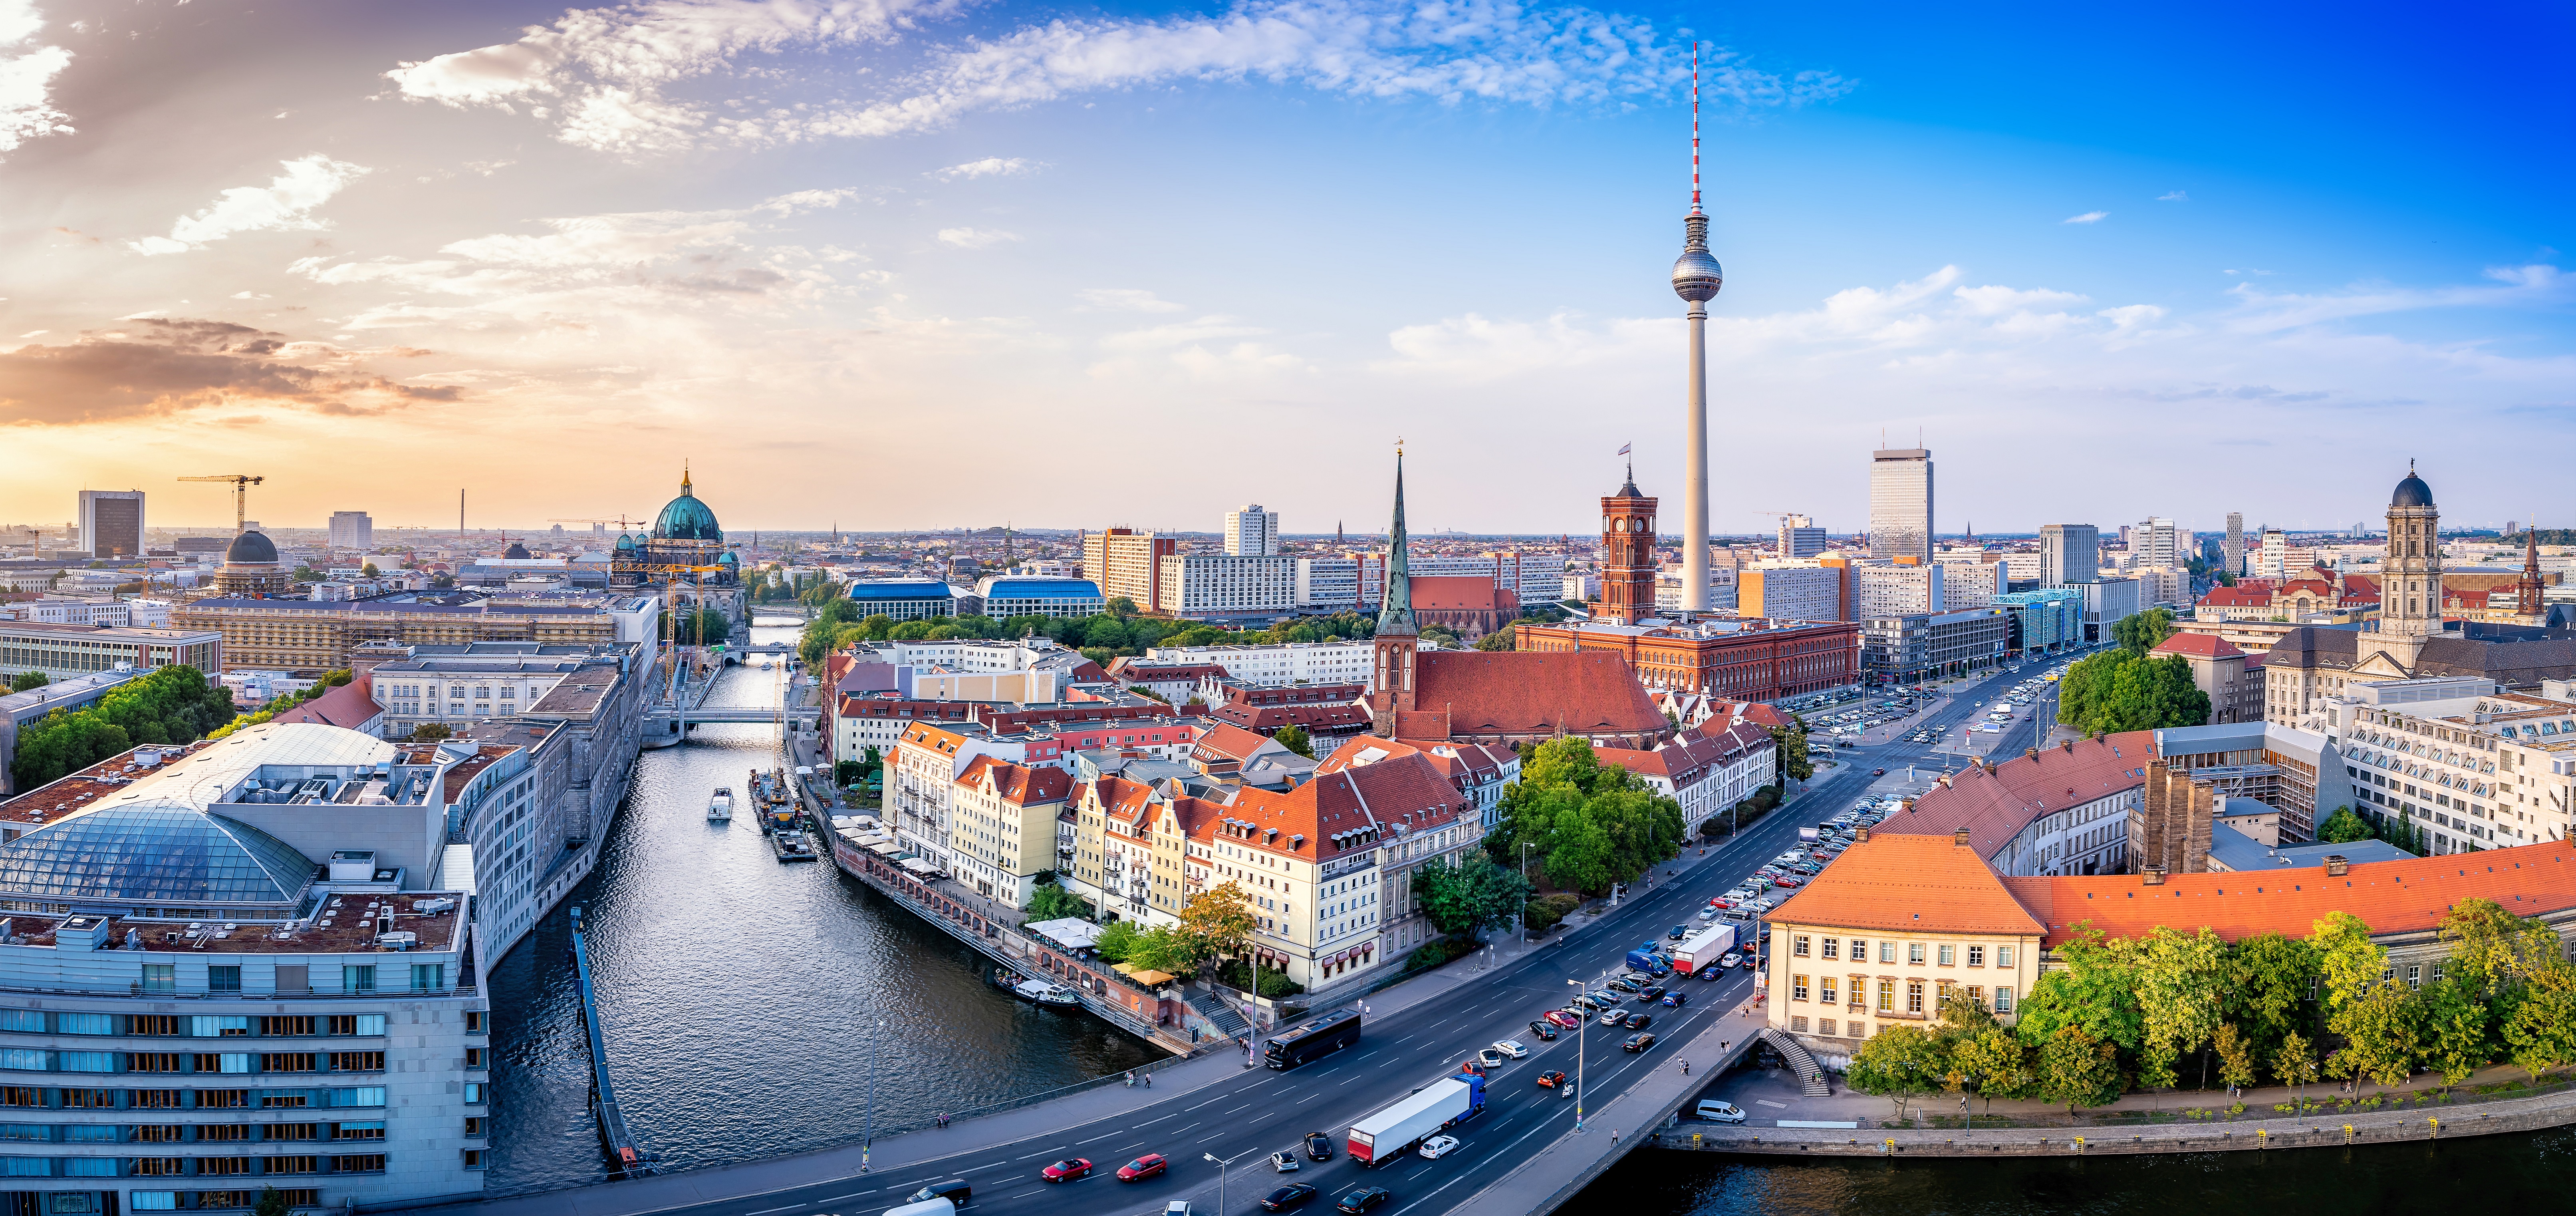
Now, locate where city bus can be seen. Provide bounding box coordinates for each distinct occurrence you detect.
[1263,1009,1363,1071]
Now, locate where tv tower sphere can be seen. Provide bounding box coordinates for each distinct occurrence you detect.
[1672,221,1723,302]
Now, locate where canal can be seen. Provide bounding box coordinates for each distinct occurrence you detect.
[1586,1123,2576,1214]
[482,617,1158,1194]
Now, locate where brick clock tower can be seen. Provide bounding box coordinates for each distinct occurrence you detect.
[1598,467,1659,625]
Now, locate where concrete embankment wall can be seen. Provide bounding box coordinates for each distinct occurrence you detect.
[1653,1087,2576,1158]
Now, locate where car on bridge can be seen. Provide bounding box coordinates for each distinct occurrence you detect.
[1622,1032,1657,1053]
[1262,1183,1320,1211]
[1336,1187,1393,1214]
[1117,1154,1169,1181]
[1042,1158,1094,1182]
[1304,1132,1335,1160]
[1536,1070,1568,1089]
[1419,1135,1461,1159]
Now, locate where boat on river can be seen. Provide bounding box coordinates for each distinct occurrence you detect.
[707,788,733,822]
[772,831,820,862]
[1008,977,1082,1008]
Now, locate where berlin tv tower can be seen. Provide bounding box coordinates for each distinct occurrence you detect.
[1670,43,1724,612]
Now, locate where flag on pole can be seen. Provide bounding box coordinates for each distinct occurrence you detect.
[1617,443,1631,456]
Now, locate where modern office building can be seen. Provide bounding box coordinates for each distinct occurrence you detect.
[1859,607,2014,682]
[2255,528,2289,579]
[844,580,959,622]
[1294,553,1567,612]
[1775,514,1827,560]
[1990,588,2085,654]
[77,492,146,560]
[971,576,1106,620]
[1737,562,1849,623]
[2038,524,2099,587]
[1867,449,1933,564]
[2134,517,2182,569]
[2224,512,2246,576]
[1221,507,1280,557]
[327,513,374,552]
[1081,529,1178,615]
[2077,578,2143,642]
[0,723,494,1211]
[0,622,225,683]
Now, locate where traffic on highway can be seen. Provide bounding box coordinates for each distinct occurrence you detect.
[680,655,2092,1216]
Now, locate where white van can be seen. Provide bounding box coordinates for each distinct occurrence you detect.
[885,1199,958,1216]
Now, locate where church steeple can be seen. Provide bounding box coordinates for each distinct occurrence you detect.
[1377,446,1417,637]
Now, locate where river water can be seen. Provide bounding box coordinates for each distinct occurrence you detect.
[483,618,1157,1194]
[1584,1112,2576,1214]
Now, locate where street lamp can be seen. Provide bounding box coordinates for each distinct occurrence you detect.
[1204,1147,1259,1215]
[1566,979,1587,1131]
[1519,842,1537,942]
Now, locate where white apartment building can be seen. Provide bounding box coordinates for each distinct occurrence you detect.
[370,655,601,737]
[2133,517,2182,570]
[1941,560,2001,610]
[2318,677,2576,854]
[1737,562,1844,622]
[2256,528,2289,579]
[1856,563,1945,616]
[1157,554,1296,618]
[1295,554,1569,611]
[2003,551,2043,582]
[1656,569,1738,612]
[0,597,134,627]
[1223,506,1281,557]
[1143,640,1372,686]
[328,512,375,551]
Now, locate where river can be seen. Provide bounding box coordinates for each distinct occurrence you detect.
[1580,1121,2576,1214]
[482,617,1157,1194]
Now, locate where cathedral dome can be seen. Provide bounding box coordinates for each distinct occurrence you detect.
[652,469,722,542]
[718,548,740,568]
[614,533,637,552]
[224,530,279,565]
[504,541,531,560]
[2391,467,2434,509]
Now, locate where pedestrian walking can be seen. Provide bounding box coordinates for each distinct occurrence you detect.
[1611,1129,1620,1145]
[1124,1070,1135,1088]
[1682,1060,1691,1076]
[1145,1071,1152,1088]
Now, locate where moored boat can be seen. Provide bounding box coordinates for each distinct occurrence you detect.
[708,788,733,822]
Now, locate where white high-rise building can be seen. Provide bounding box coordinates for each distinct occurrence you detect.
[1776,514,1826,560]
[1223,505,1280,557]
[329,510,375,550]
[2133,517,2181,568]
[2039,524,2099,586]
[2256,528,2289,579]
[1868,449,1934,563]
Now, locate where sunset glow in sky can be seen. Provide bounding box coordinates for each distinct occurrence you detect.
[2,1,2569,535]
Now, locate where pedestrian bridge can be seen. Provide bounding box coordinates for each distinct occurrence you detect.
[644,705,820,725]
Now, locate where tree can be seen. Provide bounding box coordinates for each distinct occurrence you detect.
[1271,724,1313,759]
[1094,920,1141,963]
[1177,881,1255,966]
[1412,857,1536,938]
[2315,806,2375,844]
[2503,958,2576,1081]
[1488,737,1685,896]
[2421,975,2494,1084]
[1846,1023,1945,1121]
[2110,608,2178,654]
[2036,1025,2125,1115]
[360,562,379,578]
[1949,1025,2035,1122]
[410,723,453,743]
[2310,911,2385,1012]
[2273,1030,2319,1101]
[9,666,237,790]
[2056,649,2211,735]
[1106,596,1139,618]
[254,1187,290,1216]
[2213,1023,2260,1093]
[2328,982,2423,1089]
[1125,924,1202,976]
[2012,925,2144,1053]
[1768,714,1813,782]
[2221,931,2320,1057]
[429,572,456,588]
[7,670,46,693]
[2135,926,2228,1089]
[1025,882,1091,922]
[1474,624,1516,651]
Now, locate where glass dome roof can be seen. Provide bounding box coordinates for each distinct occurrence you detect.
[652,469,722,542]
[0,805,318,906]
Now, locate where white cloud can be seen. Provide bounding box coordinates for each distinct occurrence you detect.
[130,155,370,255]
[0,0,73,158]
[933,156,1036,181]
[2224,264,2568,333]
[389,0,1852,153]
[2062,210,2108,224]
[936,226,1018,248]
[1077,288,1184,313]
[2157,190,2188,202]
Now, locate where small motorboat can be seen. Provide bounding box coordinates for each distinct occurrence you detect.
[708,788,734,822]
[772,832,820,862]
[1012,979,1082,1008]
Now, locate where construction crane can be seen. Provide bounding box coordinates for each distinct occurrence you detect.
[179,475,264,533]
[548,515,648,531]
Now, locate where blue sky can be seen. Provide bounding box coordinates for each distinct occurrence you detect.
[1,0,2567,536]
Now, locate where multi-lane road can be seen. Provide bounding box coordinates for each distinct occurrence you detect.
[691,658,2086,1216]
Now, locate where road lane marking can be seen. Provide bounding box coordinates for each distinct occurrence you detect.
[1076,1131,1126,1144]
[815,1193,873,1203]
[1295,1092,1322,1105]
[1196,1132,1229,1144]
[1004,1189,1048,1200]
[746,1207,806,1215]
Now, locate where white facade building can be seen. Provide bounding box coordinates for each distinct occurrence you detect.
[1867,449,1933,563]
[1941,560,2001,610]
[2039,524,2099,587]
[1856,562,1945,616]
[1157,554,1296,618]
[1143,640,1372,686]
[329,512,375,551]
[1223,506,1281,557]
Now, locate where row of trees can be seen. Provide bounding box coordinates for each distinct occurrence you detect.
[2056,609,2211,735]
[1091,879,1260,980]
[206,670,355,742]
[7,666,238,789]
[1484,738,1688,897]
[795,597,1385,667]
[1847,900,2576,1118]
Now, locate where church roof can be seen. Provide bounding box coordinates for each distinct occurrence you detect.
[224,530,279,565]
[652,470,722,542]
[2392,466,2434,509]
[1409,650,1668,738]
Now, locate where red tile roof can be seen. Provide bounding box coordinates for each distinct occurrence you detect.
[2003,839,2576,946]
[958,755,1072,804]
[1409,576,1516,612]
[1766,833,2048,936]
[1410,651,1668,738]
[2154,634,2246,659]
[265,680,381,730]
[1875,731,2158,856]
[2197,587,2271,608]
[1226,749,1468,862]
[1191,721,1276,763]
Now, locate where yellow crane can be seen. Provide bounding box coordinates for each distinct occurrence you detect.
[179,475,264,533]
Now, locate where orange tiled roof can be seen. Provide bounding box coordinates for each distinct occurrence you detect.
[1411,650,1667,737]
[1876,732,2157,856]
[1765,833,2047,936]
[2154,634,2245,659]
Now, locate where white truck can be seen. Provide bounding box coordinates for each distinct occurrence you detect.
[1671,923,1737,975]
[1347,1071,1487,1165]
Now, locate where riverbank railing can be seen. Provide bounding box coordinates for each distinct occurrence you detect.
[570,904,655,1178]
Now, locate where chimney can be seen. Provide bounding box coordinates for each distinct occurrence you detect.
[1937,774,1951,789]
[2061,739,2075,753]
[1853,825,1869,843]
[2026,747,2040,761]
[1952,827,1971,848]
[2141,865,2167,886]
[1900,798,1916,814]
[2324,855,2349,877]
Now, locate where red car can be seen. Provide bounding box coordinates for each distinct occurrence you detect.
[1536,1070,1569,1089]
[1542,1009,1582,1029]
[1118,1154,1169,1182]
[1043,1158,1094,1182]
[1773,875,1805,888]
[1871,768,1887,776]
[1707,897,1733,910]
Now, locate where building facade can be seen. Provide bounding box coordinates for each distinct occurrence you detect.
[1867,449,1933,564]
[1776,515,1827,561]
[0,623,224,684]
[77,492,145,561]
[1223,507,1281,557]
[2038,524,2098,587]
[1738,562,1848,623]
[1859,608,2013,683]
[1155,555,1296,620]
[327,513,374,552]
[1856,563,1944,616]
[1082,530,1177,615]
[172,594,653,676]
[1596,475,1658,626]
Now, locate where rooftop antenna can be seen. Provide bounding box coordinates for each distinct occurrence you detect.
[1690,41,1702,214]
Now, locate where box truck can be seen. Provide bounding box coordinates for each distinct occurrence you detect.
[1671,923,1737,975]
[1348,1071,1486,1165]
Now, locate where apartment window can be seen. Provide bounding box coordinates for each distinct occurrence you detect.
[194,1156,249,1176]
[208,967,241,995]
[1937,944,1956,967]
[462,1048,486,1069]
[2405,964,2422,988]
[1790,1015,1809,1033]
[260,1094,309,1110]
[1996,946,2015,968]
[141,964,177,995]
[463,1148,488,1170]
[131,1194,180,1212]
[195,1090,246,1109]
[261,1054,318,1074]
[1995,986,2015,1013]
[464,1012,486,1035]
[330,1121,385,1141]
[329,1053,384,1073]
[343,966,375,995]
[1966,945,1985,968]
[1906,980,1926,1015]
[127,1016,179,1037]
[136,1125,182,1143]
[265,1155,318,1174]
[130,1090,182,1109]
[126,1053,181,1073]
[1878,941,1897,964]
[134,1156,185,1176]
[196,1126,247,1142]
[1791,974,1810,1001]
[1820,938,1840,961]
[411,964,446,991]
[1820,977,1839,1005]
[333,1152,388,1173]
[1849,939,1867,961]
[258,1017,314,1038]
[1907,943,1926,965]
[325,1015,387,1038]
[462,1117,486,1137]
[0,1088,32,1110]
[1875,978,1895,1013]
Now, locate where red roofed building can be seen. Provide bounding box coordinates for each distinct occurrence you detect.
[1207,681,1372,744]
[266,677,385,735]
[2152,632,2259,724]
[1407,575,1519,640]
[951,757,1073,907]
[1875,732,2159,877]
[1317,735,1519,829]
[1596,718,1776,833]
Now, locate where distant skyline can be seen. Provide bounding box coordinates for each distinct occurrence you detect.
[2,1,2569,535]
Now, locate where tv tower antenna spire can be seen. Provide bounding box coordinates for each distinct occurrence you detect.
[1670,40,1723,614]
[1691,41,1702,213]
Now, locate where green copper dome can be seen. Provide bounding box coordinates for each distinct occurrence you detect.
[652,468,722,542]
